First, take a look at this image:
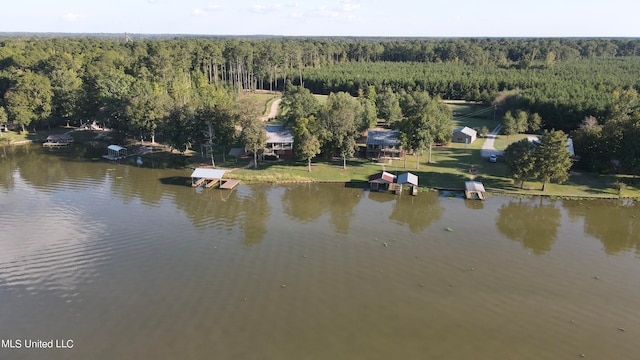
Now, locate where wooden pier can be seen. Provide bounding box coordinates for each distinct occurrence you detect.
[192,177,206,187]
[205,178,220,188]
[220,179,241,190]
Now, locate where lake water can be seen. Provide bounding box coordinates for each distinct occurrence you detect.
[1,145,639,359]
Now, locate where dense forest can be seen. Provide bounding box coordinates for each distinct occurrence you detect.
[1,36,640,172]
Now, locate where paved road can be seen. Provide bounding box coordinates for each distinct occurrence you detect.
[480,124,503,158]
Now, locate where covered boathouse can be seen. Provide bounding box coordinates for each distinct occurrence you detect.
[43,134,74,147]
[465,181,486,200]
[103,145,128,160]
[190,168,240,189]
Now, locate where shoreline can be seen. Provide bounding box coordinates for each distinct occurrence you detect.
[221,176,639,201]
[4,138,638,201]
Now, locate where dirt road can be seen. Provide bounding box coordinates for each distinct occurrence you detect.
[260,99,281,121]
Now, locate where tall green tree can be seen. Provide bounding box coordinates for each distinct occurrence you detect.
[376,87,402,124]
[280,84,320,127]
[528,112,543,132]
[0,106,7,138]
[399,92,452,166]
[165,104,196,154]
[604,88,640,176]
[126,80,169,144]
[401,113,433,169]
[195,97,237,166]
[238,98,266,169]
[293,116,322,172]
[4,71,53,132]
[572,116,608,172]
[504,139,538,188]
[535,130,573,191]
[358,97,378,131]
[49,69,83,127]
[321,92,361,169]
[92,69,134,131]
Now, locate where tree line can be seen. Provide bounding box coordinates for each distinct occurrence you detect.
[1,36,640,176]
[1,36,639,132]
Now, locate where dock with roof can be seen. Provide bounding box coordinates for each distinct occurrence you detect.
[190,168,240,190]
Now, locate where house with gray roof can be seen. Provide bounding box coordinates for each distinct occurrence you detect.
[366,129,403,160]
[264,125,294,159]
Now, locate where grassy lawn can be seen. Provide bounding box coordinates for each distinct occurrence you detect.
[227,158,384,184]
[1,127,72,144]
[242,92,281,118]
[492,133,534,151]
[313,94,328,105]
[446,101,499,131]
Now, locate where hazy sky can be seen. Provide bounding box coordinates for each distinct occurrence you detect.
[2,0,639,37]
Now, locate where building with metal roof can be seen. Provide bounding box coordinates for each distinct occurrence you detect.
[366,129,403,160]
[452,126,477,144]
[265,125,294,159]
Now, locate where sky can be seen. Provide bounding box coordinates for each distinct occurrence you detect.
[2,0,639,38]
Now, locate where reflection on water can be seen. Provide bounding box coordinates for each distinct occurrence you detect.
[2,147,640,360]
[496,198,561,255]
[563,199,640,255]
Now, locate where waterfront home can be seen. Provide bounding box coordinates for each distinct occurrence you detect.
[366,129,403,160]
[264,125,294,159]
[527,136,575,157]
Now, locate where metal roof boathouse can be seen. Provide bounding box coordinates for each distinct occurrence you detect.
[465,181,486,200]
[190,168,240,190]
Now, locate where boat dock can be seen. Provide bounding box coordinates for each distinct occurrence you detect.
[205,178,220,188]
[465,181,486,200]
[43,134,74,147]
[219,179,241,189]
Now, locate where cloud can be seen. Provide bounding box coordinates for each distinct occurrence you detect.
[249,3,283,14]
[63,13,87,22]
[342,2,361,12]
[307,1,362,19]
[192,5,225,16]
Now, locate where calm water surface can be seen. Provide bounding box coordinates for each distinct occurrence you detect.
[1,145,639,359]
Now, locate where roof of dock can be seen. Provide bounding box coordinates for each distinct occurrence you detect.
[190,168,226,179]
[465,181,486,192]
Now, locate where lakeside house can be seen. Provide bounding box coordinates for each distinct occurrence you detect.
[366,129,403,160]
[264,125,293,159]
[452,126,477,144]
[527,136,575,157]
